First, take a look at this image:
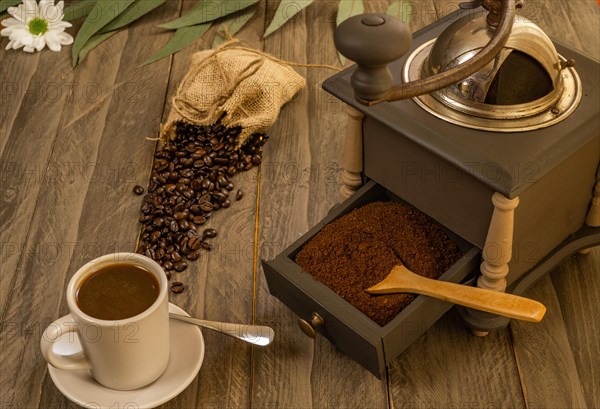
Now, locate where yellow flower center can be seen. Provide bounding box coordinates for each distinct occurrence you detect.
[28,17,48,35]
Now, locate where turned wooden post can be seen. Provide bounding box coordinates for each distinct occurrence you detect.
[339,106,364,201]
[473,192,519,337]
[580,172,600,254]
[585,173,600,227]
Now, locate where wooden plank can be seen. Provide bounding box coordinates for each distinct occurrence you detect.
[0,47,74,316]
[551,249,600,409]
[385,2,525,407]
[510,275,588,409]
[0,2,181,407]
[389,309,524,408]
[152,1,268,408]
[557,1,600,58]
[508,2,599,409]
[251,1,389,408]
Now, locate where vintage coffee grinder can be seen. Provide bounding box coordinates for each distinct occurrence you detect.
[263,0,599,376]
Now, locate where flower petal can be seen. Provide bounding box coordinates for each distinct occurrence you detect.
[45,32,62,51]
[41,5,61,23]
[5,40,14,50]
[48,20,71,30]
[1,18,26,28]
[16,31,33,45]
[12,38,24,49]
[58,31,73,45]
[23,44,35,52]
[5,25,30,40]
[32,35,45,51]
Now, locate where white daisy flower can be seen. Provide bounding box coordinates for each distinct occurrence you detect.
[1,0,73,53]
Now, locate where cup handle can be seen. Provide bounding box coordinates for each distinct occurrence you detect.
[40,319,91,371]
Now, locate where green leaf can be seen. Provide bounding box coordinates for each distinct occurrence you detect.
[63,1,96,22]
[212,5,256,48]
[72,0,137,66]
[159,0,259,30]
[78,31,117,63]
[99,0,166,33]
[141,22,211,66]
[336,0,364,64]
[263,0,314,38]
[386,0,410,23]
[0,0,21,14]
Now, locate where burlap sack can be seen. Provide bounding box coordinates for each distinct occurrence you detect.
[162,41,306,147]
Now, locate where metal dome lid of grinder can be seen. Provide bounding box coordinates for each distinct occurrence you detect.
[335,0,582,132]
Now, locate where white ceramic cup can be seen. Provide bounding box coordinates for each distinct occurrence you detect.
[40,253,170,390]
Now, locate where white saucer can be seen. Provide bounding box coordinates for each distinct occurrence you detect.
[46,303,204,409]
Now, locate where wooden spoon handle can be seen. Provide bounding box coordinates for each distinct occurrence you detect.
[404,276,546,323]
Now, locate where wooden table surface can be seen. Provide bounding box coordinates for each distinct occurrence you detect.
[1,1,599,408]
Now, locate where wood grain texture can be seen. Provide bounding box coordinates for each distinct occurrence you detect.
[0,47,73,318]
[153,1,267,408]
[510,275,588,409]
[251,1,388,408]
[551,249,600,409]
[1,1,599,408]
[389,309,525,409]
[508,3,599,409]
[0,1,180,408]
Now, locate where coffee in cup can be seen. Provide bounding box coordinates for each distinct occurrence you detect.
[41,253,170,390]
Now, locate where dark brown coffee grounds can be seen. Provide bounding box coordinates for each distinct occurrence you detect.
[295,201,463,326]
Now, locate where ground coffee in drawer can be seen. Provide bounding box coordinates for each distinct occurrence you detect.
[295,201,463,326]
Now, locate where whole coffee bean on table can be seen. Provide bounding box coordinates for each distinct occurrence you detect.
[136,119,267,287]
[171,282,184,294]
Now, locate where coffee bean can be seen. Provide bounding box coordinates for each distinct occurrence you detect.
[133,185,144,195]
[236,189,243,201]
[188,236,201,251]
[217,176,228,186]
[189,204,202,214]
[165,270,172,280]
[200,201,213,212]
[193,215,207,225]
[139,214,153,223]
[137,121,267,289]
[186,251,200,261]
[203,228,217,238]
[171,282,184,293]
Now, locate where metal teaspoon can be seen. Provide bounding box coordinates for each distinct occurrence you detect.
[169,313,275,346]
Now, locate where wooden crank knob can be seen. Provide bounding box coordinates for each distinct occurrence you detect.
[297,312,324,338]
[334,13,412,101]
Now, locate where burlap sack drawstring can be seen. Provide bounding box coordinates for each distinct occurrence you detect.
[161,38,341,147]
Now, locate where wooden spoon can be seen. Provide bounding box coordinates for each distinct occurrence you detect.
[365,264,546,322]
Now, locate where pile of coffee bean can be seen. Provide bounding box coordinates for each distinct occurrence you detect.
[136,120,267,292]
